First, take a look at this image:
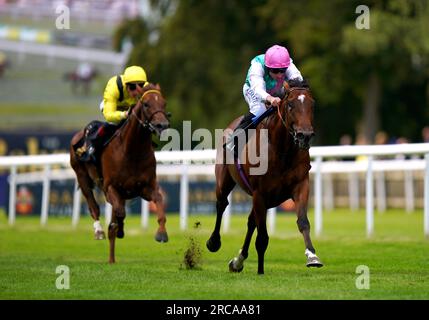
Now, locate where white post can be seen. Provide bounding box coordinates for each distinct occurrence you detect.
[314,156,323,237]
[40,164,51,226]
[8,165,17,226]
[105,202,112,227]
[404,170,414,213]
[223,193,232,233]
[424,154,429,237]
[375,171,386,213]
[323,173,334,211]
[180,163,189,231]
[366,156,374,237]
[72,179,81,228]
[141,199,149,229]
[268,207,276,235]
[348,172,359,211]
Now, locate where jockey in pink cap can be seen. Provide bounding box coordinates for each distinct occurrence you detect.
[244,44,303,117]
[226,44,304,154]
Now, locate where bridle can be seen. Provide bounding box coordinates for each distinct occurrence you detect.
[276,87,313,147]
[130,89,169,133]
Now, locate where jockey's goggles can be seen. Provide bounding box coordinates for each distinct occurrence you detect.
[268,68,287,74]
[127,82,146,91]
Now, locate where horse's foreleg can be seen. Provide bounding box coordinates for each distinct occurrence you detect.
[151,185,168,243]
[106,186,125,263]
[207,165,235,252]
[229,210,256,273]
[206,197,229,252]
[293,179,323,268]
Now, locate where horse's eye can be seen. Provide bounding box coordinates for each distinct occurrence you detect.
[143,102,149,108]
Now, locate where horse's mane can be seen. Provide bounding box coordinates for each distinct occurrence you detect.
[288,78,310,89]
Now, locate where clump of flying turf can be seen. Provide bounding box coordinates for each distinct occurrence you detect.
[182,221,203,270]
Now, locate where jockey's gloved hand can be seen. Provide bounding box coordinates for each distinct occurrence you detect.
[266,95,281,107]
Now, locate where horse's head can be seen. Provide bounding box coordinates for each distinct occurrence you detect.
[282,81,315,149]
[133,83,170,137]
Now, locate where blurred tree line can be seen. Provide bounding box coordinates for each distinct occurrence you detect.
[113,0,429,147]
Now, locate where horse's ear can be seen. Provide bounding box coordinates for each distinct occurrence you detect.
[155,83,161,90]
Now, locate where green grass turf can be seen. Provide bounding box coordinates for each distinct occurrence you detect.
[0,209,428,300]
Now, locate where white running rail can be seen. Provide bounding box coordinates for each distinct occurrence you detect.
[1,143,429,238]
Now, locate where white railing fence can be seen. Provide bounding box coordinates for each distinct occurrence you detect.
[0,39,127,72]
[1,144,429,238]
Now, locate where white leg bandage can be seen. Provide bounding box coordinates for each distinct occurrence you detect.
[305,248,317,259]
[93,220,103,232]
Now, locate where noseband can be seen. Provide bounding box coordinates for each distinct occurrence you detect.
[131,89,168,133]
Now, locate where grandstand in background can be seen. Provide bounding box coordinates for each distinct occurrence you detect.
[0,0,141,22]
[0,0,147,49]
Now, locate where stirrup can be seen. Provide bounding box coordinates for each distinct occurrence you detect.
[76,143,96,162]
[224,132,237,152]
[87,145,95,156]
[225,140,235,153]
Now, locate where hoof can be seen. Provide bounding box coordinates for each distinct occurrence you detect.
[228,259,244,273]
[206,235,221,252]
[94,230,106,240]
[108,223,118,240]
[155,231,168,243]
[116,230,124,239]
[116,221,124,238]
[306,256,324,268]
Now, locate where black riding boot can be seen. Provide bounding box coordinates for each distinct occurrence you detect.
[76,121,103,162]
[225,113,255,156]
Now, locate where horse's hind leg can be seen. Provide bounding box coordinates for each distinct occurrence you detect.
[293,179,323,268]
[206,165,236,252]
[221,192,269,274]
[70,152,105,240]
[253,193,269,274]
[106,186,125,263]
[229,209,256,273]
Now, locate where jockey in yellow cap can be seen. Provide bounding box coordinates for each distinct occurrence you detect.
[76,65,149,161]
[101,65,148,123]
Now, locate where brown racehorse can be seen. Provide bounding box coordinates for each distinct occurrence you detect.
[63,68,98,95]
[70,84,170,263]
[206,81,323,274]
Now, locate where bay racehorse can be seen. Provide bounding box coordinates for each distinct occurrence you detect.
[63,67,98,95]
[70,84,170,263]
[206,81,323,274]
